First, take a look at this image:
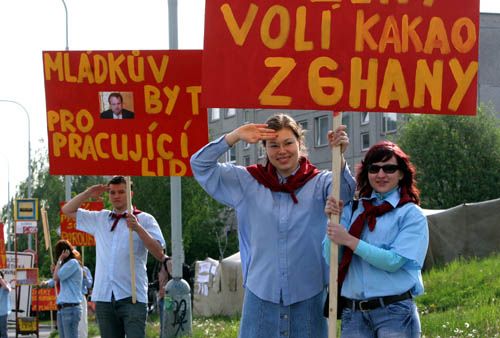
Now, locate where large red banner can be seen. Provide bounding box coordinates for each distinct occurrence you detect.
[43,50,207,176]
[60,201,102,246]
[203,0,479,115]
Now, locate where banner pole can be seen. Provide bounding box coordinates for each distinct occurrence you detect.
[328,112,343,338]
[126,176,137,303]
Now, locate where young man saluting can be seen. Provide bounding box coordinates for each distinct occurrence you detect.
[62,176,169,338]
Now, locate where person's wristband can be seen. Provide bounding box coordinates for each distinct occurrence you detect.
[163,256,172,279]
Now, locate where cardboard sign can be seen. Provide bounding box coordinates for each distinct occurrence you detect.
[31,288,57,312]
[16,268,38,286]
[60,201,102,246]
[43,50,208,176]
[203,0,479,115]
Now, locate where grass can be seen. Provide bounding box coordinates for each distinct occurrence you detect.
[52,254,500,337]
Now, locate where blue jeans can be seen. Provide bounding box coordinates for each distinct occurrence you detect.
[0,314,7,338]
[340,299,421,338]
[239,289,327,338]
[95,297,147,338]
[57,305,82,338]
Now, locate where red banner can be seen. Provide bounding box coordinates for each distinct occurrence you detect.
[0,223,5,269]
[203,0,479,115]
[31,288,58,312]
[43,50,208,176]
[60,201,102,246]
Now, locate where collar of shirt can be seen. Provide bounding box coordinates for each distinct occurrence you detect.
[113,113,123,119]
[276,164,301,184]
[362,187,401,207]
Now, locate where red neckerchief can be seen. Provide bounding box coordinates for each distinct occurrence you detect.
[337,187,414,286]
[246,157,320,203]
[110,208,142,231]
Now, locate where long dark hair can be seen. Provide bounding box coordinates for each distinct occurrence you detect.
[54,240,76,265]
[357,141,420,205]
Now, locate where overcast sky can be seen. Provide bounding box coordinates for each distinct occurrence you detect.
[0,0,499,212]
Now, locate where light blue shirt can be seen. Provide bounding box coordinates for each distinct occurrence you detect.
[82,266,93,295]
[190,136,356,306]
[76,209,165,303]
[323,188,429,299]
[0,287,11,316]
[56,259,83,304]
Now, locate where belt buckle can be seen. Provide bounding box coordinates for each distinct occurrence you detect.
[358,300,370,312]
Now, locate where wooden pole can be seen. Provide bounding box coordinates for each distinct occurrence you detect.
[41,208,56,331]
[126,176,137,303]
[328,112,343,338]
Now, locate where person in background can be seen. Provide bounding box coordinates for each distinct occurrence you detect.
[0,271,12,338]
[323,141,429,337]
[100,92,135,119]
[191,113,356,338]
[51,240,83,338]
[61,176,168,338]
[73,249,93,338]
[158,255,172,336]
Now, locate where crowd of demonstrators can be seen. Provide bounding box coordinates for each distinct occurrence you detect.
[61,176,169,338]
[323,141,429,338]
[0,271,12,338]
[191,113,356,338]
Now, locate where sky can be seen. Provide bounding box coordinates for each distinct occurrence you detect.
[0,0,499,213]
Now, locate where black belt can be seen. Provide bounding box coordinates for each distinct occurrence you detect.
[343,291,412,312]
[57,303,80,310]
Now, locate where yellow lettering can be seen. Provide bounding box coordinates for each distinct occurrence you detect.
[107,53,127,84]
[52,133,67,157]
[379,16,401,53]
[93,54,108,84]
[186,86,201,115]
[163,85,180,115]
[63,53,77,83]
[258,57,296,106]
[129,134,142,161]
[379,58,409,109]
[68,134,83,158]
[451,18,476,53]
[111,134,129,160]
[220,3,259,46]
[81,135,98,160]
[261,5,290,49]
[308,57,343,106]
[77,53,95,84]
[75,109,94,133]
[355,10,380,52]
[321,10,332,50]
[414,59,443,110]
[47,110,60,131]
[402,15,423,53]
[350,57,378,109]
[295,6,313,51]
[157,134,174,159]
[144,85,162,114]
[424,17,451,54]
[43,52,63,81]
[59,109,76,133]
[448,59,478,111]
[94,133,110,159]
[147,55,169,83]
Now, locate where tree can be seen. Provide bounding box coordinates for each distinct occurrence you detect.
[395,105,500,209]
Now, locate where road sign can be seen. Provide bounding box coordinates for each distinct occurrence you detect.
[15,199,39,221]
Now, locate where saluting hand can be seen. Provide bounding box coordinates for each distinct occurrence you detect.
[225,123,277,146]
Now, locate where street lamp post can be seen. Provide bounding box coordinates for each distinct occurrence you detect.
[0,99,32,249]
[0,153,11,250]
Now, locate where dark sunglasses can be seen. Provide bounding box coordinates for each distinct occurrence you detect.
[368,164,400,174]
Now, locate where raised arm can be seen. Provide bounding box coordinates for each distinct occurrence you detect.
[61,184,108,219]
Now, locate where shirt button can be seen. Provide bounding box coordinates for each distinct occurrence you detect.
[281,331,288,336]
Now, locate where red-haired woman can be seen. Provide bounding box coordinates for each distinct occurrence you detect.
[324,141,429,337]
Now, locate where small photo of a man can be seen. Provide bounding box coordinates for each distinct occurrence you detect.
[100,92,135,119]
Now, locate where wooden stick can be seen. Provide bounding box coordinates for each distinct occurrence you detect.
[328,112,343,338]
[126,176,137,304]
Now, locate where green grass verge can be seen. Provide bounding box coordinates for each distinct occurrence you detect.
[55,254,500,337]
